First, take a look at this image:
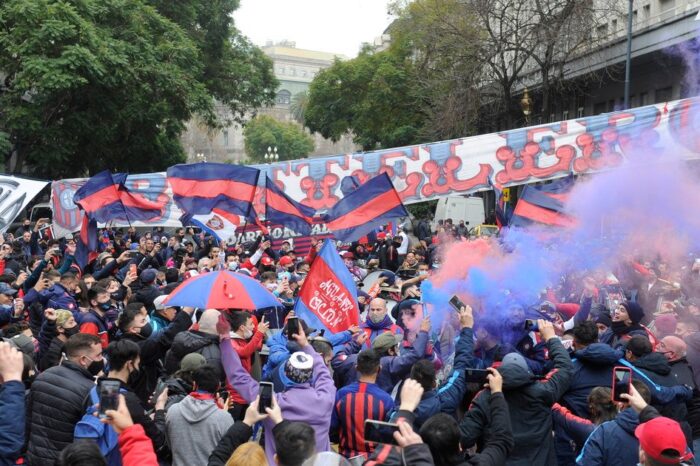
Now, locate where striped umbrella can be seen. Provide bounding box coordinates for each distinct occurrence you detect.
[163,270,282,310]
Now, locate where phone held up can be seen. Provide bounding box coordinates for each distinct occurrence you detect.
[258,381,274,414]
[448,295,466,313]
[611,366,632,402]
[98,379,121,417]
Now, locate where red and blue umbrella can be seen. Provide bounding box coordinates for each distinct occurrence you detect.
[163,270,282,310]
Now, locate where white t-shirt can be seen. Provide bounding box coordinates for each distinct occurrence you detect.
[397,231,409,254]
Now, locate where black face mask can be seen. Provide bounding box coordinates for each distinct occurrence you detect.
[24,374,36,390]
[98,302,112,312]
[611,320,630,335]
[63,326,80,338]
[127,362,141,385]
[139,323,153,339]
[87,358,105,376]
[111,289,126,301]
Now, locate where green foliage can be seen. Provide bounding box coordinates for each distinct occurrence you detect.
[243,115,314,163]
[304,45,425,151]
[407,200,438,221]
[0,0,276,178]
[290,92,309,126]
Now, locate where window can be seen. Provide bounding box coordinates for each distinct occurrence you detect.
[223,130,229,147]
[655,87,672,103]
[577,106,585,118]
[612,19,618,31]
[597,24,608,37]
[643,5,651,18]
[549,113,556,123]
[659,0,676,12]
[562,110,569,120]
[276,89,291,105]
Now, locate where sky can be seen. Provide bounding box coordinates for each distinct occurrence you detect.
[233,0,395,58]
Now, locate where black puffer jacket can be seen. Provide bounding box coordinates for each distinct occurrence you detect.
[632,352,688,423]
[164,330,222,379]
[459,337,573,466]
[26,361,95,465]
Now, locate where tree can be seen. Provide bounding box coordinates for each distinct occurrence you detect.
[305,45,425,151]
[243,115,314,163]
[290,91,309,126]
[0,0,276,178]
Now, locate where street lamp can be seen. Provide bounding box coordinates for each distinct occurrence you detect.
[195,152,206,163]
[624,0,634,109]
[265,146,279,161]
[520,88,532,125]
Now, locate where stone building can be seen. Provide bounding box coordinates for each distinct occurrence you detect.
[180,41,359,163]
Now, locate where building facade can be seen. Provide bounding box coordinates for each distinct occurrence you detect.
[180,41,359,163]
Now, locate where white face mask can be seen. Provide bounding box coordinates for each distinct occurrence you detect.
[227,261,239,271]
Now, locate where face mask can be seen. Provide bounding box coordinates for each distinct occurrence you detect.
[98,302,112,312]
[139,322,153,338]
[227,261,239,271]
[418,270,428,276]
[86,357,105,376]
[266,283,277,291]
[611,320,629,334]
[111,289,126,301]
[63,325,80,338]
[127,362,141,385]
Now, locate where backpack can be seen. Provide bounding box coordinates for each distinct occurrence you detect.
[74,385,126,466]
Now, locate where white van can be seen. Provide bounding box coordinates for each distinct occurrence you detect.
[433,196,485,230]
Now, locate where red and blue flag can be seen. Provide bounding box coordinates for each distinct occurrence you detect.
[264,177,316,236]
[167,162,260,222]
[74,217,98,269]
[72,170,163,224]
[488,177,511,228]
[510,176,575,228]
[322,173,408,243]
[294,239,359,334]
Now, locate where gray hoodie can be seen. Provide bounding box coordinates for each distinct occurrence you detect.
[166,395,234,466]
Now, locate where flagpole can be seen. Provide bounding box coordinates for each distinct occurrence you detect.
[238,169,262,246]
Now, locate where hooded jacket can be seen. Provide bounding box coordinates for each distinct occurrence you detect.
[460,337,573,466]
[360,314,403,348]
[164,329,222,378]
[562,343,623,417]
[668,357,700,439]
[165,395,234,466]
[575,408,640,466]
[0,381,24,466]
[221,337,336,465]
[632,352,687,419]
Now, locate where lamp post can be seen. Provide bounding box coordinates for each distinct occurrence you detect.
[264,146,279,161]
[195,152,206,163]
[520,88,532,125]
[624,0,634,109]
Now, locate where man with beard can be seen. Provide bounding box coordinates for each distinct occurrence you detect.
[360,298,403,348]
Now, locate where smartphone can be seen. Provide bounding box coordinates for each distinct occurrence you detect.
[449,295,466,312]
[152,379,167,406]
[524,319,539,332]
[364,419,400,446]
[278,272,291,281]
[98,380,121,416]
[129,263,137,275]
[612,366,632,402]
[286,317,300,338]
[465,369,490,385]
[258,381,274,414]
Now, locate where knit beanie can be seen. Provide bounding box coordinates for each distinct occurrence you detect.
[622,302,645,325]
[284,352,313,384]
[595,313,612,328]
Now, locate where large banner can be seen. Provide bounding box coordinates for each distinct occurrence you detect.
[51,97,700,236]
[0,176,49,233]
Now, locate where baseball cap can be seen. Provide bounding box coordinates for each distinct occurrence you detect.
[501,352,531,374]
[7,334,34,356]
[279,256,294,267]
[140,269,157,284]
[180,353,206,372]
[153,295,169,311]
[342,252,354,260]
[0,282,17,296]
[261,256,273,266]
[635,416,693,464]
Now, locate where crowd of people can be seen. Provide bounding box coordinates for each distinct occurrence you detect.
[0,216,699,466]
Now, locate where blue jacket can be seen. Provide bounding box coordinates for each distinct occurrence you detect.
[576,408,640,466]
[0,381,24,466]
[332,331,430,393]
[263,329,352,380]
[562,343,622,417]
[394,327,475,428]
[39,283,79,312]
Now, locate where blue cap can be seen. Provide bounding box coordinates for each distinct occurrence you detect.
[140,269,157,283]
[0,282,17,296]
